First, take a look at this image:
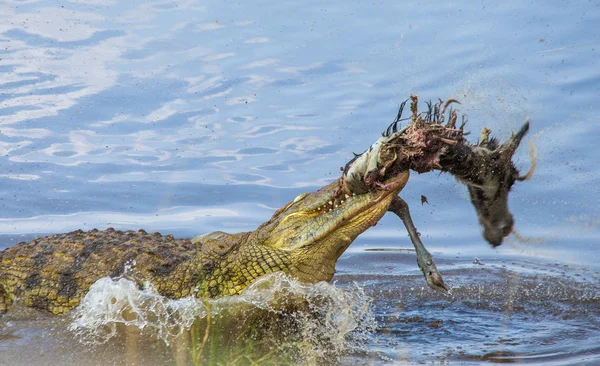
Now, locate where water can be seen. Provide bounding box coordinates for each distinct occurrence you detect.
[1,0,599,364]
[0,253,598,364]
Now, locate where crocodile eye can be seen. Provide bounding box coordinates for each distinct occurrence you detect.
[293,193,308,203]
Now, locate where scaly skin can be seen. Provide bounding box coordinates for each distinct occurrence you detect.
[0,173,408,315]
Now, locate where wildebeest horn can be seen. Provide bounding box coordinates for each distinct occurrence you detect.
[502,121,530,158]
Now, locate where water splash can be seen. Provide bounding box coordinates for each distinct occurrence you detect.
[68,273,376,363]
[68,277,205,345]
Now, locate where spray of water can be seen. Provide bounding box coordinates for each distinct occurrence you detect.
[68,277,205,344]
[68,273,376,363]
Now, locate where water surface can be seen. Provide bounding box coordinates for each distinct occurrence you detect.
[0,0,599,364]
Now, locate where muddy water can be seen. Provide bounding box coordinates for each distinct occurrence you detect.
[0,250,598,365]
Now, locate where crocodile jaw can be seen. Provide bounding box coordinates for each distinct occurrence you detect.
[259,171,409,253]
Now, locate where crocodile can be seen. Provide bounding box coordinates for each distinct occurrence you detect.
[0,96,534,315]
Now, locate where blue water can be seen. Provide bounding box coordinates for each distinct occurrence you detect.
[1,0,599,364]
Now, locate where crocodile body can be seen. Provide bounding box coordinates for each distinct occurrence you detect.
[0,228,294,314]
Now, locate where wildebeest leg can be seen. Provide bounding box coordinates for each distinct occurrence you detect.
[388,196,449,292]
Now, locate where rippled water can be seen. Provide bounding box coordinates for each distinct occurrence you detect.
[1,0,599,364]
[0,253,598,365]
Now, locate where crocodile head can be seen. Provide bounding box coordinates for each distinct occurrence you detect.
[253,170,409,282]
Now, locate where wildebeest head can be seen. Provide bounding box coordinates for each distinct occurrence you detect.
[462,122,535,246]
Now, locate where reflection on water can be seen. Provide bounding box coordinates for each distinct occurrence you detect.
[0,252,598,365]
[1,0,599,364]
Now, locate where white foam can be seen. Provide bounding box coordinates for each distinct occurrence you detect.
[69,277,205,345]
[68,272,376,358]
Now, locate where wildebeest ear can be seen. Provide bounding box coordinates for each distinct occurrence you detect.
[501,121,530,159]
